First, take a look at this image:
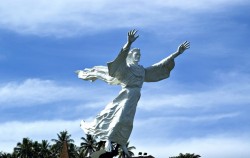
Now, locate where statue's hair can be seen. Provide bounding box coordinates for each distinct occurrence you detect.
[127,48,140,64]
[129,48,140,55]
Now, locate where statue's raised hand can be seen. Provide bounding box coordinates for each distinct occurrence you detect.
[177,41,190,54]
[127,29,139,44]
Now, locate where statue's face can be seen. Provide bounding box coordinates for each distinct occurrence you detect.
[132,50,141,62]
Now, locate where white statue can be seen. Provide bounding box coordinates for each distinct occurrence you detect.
[76,30,190,157]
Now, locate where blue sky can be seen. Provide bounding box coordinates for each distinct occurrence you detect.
[0,0,250,157]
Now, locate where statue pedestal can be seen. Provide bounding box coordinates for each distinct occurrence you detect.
[91,150,106,158]
[91,149,155,158]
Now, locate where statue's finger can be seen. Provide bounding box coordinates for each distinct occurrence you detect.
[183,41,188,45]
[184,41,190,46]
[129,30,133,35]
[133,30,138,35]
[184,43,190,47]
[128,30,132,36]
[130,30,134,35]
[183,41,190,46]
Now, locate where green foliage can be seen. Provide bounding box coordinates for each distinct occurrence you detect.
[2,131,192,158]
[79,134,97,157]
[170,153,201,158]
[1,132,107,158]
[14,137,33,158]
[118,141,136,158]
[51,130,76,157]
[0,151,13,158]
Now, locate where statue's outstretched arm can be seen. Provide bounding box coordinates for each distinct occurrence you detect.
[169,41,190,59]
[122,29,139,51]
[107,30,139,78]
[144,41,190,82]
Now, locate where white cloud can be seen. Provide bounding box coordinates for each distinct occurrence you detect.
[0,72,249,154]
[1,70,250,111]
[153,0,245,8]
[0,78,115,108]
[0,79,81,107]
[139,71,250,110]
[0,0,248,37]
[0,120,83,152]
[134,112,240,127]
[131,113,250,158]
[131,112,242,143]
[1,117,249,158]
[132,135,250,158]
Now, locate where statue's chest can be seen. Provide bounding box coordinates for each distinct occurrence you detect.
[122,66,145,87]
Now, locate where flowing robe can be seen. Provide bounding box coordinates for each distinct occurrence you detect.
[77,46,175,146]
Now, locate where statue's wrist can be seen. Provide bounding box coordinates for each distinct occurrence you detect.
[177,51,183,55]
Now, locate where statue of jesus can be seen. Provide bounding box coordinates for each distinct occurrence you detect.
[76,30,190,157]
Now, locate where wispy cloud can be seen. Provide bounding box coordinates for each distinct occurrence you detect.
[131,109,250,158]
[139,71,250,110]
[1,117,249,158]
[0,120,83,152]
[0,78,117,109]
[1,72,249,155]
[0,79,81,107]
[135,112,240,127]
[0,0,248,37]
[1,70,250,111]
[132,112,243,142]
[133,135,250,158]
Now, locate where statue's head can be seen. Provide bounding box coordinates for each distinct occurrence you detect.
[127,48,141,65]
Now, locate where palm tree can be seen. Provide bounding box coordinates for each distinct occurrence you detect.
[0,152,12,158]
[39,140,52,158]
[14,137,33,158]
[51,130,75,158]
[79,134,97,157]
[11,151,18,158]
[118,142,135,158]
[68,143,79,158]
[32,141,41,157]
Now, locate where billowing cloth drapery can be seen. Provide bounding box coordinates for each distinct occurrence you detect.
[76,66,120,85]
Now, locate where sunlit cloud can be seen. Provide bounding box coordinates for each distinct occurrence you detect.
[0,120,82,152]
[0,73,249,156]
[139,71,250,110]
[134,112,240,127]
[133,135,250,158]
[1,116,249,158]
[132,110,250,158]
[0,78,115,108]
[0,0,248,37]
[0,79,81,107]
[1,70,250,111]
